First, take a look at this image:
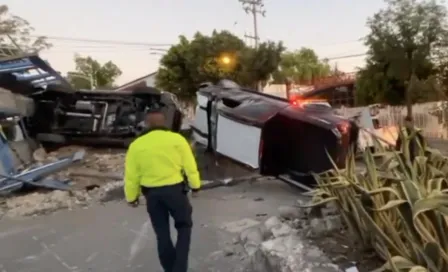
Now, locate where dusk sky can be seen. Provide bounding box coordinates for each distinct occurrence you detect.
[4,0,390,85]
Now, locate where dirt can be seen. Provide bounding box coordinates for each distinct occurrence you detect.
[0,143,255,219]
[34,145,126,190]
[310,227,383,272]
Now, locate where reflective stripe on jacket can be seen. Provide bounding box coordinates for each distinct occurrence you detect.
[124,128,201,202]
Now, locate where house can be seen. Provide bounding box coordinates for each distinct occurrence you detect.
[115,72,157,91]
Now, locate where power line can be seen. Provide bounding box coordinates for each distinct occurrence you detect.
[29,35,173,47]
[324,53,367,61]
[8,34,370,61]
[25,34,368,58]
[309,39,363,47]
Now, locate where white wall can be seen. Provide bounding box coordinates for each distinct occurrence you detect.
[144,74,157,87]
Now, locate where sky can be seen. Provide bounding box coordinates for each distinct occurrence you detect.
[3,0,388,86]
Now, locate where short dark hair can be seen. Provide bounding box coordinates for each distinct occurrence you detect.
[404,116,413,122]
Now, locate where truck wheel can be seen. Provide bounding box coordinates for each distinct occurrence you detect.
[36,133,67,144]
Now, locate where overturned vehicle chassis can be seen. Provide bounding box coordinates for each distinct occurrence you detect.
[28,88,182,146]
[191,81,356,187]
[0,54,182,146]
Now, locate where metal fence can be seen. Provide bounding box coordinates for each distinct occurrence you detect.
[337,102,448,139]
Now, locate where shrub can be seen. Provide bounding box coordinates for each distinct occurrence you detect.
[308,128,448,272]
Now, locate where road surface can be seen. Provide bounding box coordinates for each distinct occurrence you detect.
[0,179,301,272]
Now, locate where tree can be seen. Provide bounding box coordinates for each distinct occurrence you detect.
[0,5,51,57]
[155,30,285,101]
[271,48,331,85]
[356,0,448,117]
[67,55,122,89]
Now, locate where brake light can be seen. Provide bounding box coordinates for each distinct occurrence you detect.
[290,99,300,106]
[337,121,350,135]
[289,94,301,106]
[289,96,328,107]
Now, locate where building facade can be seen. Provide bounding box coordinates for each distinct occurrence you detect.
[115,72,157,91]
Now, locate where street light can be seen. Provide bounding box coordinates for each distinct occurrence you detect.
[221,56,231,65]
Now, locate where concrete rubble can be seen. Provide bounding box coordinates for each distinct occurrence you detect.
[0,145,254,218]
[238,199,345,272]
[0,146,127,218]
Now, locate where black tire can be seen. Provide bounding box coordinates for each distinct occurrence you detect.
[36,133,66,144]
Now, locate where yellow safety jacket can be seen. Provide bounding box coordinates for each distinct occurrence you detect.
[124,128,201,202]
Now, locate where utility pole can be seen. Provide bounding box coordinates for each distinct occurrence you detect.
[239,0,266,48]
[240,0,265,91]
[244,33,257,47]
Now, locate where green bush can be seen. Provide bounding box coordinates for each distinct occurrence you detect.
[308,129,448,272]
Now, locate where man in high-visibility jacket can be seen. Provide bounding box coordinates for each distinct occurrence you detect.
[124,109,201,272]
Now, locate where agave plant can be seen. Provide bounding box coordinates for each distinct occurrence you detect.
[307,128,448,272]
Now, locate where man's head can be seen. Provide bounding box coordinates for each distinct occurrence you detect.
[145,109,166,128]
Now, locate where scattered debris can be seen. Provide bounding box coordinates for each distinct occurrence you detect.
[237,214,340,272]
[0,145,263,218]
[0,150,85,194]
[283,200,382,271]
[0,145,127,218]
[0,180,125,217]
[228,199,383,272]
[34,146,126,190]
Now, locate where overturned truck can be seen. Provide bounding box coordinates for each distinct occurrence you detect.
[191,80,357,188]
[0,54,183,147]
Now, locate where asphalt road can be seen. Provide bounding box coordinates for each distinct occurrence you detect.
[0,179,301,272]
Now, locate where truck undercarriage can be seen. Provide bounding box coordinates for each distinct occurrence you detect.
[27,87,182,146]
[0,54,182,147]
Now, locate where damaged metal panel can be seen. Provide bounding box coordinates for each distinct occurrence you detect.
[0,135,16,176]
[0,118,37,169]
[8,140,34,169]
[0,87,34,117]
[0,54,73,91]
[0,150,85,194]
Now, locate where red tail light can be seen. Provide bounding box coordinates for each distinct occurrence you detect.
[289,95,328,107]
[337,121,350,135]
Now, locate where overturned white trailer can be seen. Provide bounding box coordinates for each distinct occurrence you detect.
[191,80,357,188]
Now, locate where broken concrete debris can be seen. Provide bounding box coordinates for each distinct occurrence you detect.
[0,148,86,194]
[238,214,341,271]
[0,180,125,218]
[0,144,256,218]
[230,199,355,272]
[0,146,128,218]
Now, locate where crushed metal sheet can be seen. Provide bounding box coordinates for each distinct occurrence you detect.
[0,150,85,194]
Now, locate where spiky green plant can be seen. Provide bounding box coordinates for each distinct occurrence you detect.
[307,128,448,272]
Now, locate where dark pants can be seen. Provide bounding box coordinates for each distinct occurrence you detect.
[141,183,193,272]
